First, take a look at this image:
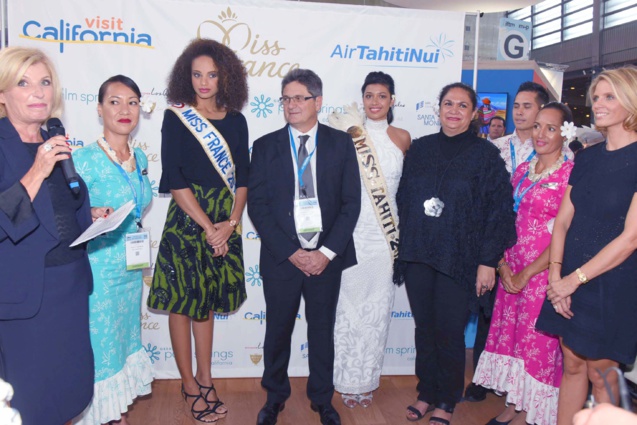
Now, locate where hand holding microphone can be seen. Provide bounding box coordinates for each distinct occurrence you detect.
[30,135,69,180]
[46,118,80,194]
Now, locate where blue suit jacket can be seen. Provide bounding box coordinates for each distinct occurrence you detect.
[248,123,361,280]
[0,117,92,320]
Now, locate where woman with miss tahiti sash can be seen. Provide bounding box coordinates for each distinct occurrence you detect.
[147,38,249,423]
[328,71,411,409]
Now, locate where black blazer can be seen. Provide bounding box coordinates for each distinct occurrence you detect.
[248,123,361,280]
[0,117,92,320]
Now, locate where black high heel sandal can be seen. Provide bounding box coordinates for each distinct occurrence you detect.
[406,401,435,422]
[429,402,455,425]
[181,385,219,423]
[195,378,227,416]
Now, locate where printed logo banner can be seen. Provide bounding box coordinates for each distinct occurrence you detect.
[8,0,464,378]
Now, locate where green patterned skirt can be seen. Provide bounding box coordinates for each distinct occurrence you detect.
[148,184,246,319]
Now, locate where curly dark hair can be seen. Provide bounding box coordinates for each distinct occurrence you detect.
[166,38,248,112]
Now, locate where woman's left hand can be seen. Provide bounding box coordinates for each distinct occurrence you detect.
[212,242,229,258]
[209,221,235,248]
[510,270,530,294]
[90,206,113,222]
[546,273,580,305]
[476,265,496,297]
[552,295,574,319]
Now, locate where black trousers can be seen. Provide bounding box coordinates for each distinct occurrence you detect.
[473,286,497,370]
[404,262,470,407]
[261,269,342,406]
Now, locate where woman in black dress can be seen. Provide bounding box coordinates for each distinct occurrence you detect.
[537,67,637,425]
[397,82,516,424]
[147,39,249,423]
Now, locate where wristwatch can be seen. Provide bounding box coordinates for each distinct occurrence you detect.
[228,219,238,228]
[575,268,589,284]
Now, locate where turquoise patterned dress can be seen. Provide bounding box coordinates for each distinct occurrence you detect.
[72,142,154,425]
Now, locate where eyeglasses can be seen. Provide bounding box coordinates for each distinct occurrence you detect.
[279,95,317,105]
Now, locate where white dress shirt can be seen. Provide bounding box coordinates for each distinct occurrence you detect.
[288,123,336,260]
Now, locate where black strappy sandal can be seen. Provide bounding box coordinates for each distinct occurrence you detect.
[195,378,227,417]
[406,402,435,422]
[181,385,219,423]
[429,402,455,425]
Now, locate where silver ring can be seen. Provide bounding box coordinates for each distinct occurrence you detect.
[43,143,53,152]
[481,285,488,290]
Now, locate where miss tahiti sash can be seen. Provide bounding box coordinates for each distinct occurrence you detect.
[328,102,399,260]
[168,104,236,197]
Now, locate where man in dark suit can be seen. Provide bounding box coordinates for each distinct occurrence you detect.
[248,69,360,425]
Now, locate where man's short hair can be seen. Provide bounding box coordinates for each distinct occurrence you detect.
[489,116,506,127]
[516,81,549,107]
[281,69,323,97]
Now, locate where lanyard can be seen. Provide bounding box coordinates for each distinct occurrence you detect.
[288,127,317,189]
[510,138,536,173]
[513,170,538,213]
[112,152,145,228]
[513,154,569,213]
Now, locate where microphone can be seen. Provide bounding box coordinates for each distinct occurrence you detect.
[46,118,80,195]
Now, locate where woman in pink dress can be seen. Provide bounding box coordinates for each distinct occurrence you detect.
[473,102,575,425]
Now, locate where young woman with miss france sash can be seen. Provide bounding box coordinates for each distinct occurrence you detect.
[147,38,249,424]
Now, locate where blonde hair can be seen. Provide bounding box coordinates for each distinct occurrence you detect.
[0,47,63,119]
[589,66,637,133]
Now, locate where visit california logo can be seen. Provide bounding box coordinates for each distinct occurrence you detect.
[20,15,153,53]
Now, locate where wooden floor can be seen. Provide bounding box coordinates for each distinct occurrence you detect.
[127,350,506,425]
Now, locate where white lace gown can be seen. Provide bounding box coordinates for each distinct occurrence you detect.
[333,118,404,394]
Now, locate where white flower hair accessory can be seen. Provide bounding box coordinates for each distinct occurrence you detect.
[140,95,156,114]
[561,121,577,143]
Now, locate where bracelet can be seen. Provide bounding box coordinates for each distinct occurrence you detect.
[548,261,562,266]
[496,261,509,272]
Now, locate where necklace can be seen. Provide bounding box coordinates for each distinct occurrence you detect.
[424,133,467,217]
[527,155,565,182]
[98,135,136,172]
[513,155,566,212]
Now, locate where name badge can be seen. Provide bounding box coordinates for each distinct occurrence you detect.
[294,198,323,234]
[125,230,151,270]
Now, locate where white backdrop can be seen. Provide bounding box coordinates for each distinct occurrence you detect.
[7,0,464,378]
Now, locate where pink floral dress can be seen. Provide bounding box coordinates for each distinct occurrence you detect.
[474,159,573,425]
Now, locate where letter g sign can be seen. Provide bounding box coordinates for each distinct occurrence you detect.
[504,34,525,59]
[498,18,531,61]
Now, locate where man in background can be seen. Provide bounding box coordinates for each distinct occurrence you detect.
[487,116,506,141]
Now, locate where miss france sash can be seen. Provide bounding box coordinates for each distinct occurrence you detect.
[168,104,236,198]
[328,103,399,260]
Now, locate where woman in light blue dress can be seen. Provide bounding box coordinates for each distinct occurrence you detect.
[73,75,154,425]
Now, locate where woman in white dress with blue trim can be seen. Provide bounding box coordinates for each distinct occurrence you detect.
[330,71,411,408]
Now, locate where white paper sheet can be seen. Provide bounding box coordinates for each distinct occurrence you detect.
[70,200,135,247]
